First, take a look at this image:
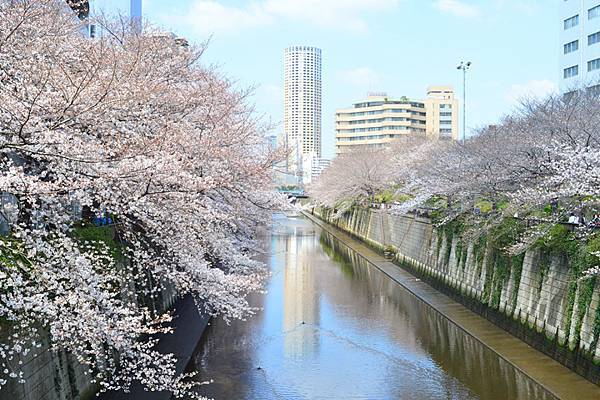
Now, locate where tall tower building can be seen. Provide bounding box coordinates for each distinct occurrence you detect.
[284,46,322,158]
[130,0,142,34]
[67,0,143,38]
[559,1,600,93]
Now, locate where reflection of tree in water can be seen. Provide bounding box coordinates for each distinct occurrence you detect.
[187,233,273,399]
[318,231,556,400]
[319,232,357,279]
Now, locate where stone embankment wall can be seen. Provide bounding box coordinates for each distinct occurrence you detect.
[0,267,180,400]
[314,207,600,384]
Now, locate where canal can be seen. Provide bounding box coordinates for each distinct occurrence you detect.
[188,215,557,400]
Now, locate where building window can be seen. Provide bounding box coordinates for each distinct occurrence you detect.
[590,5,600,19]
[564,40,579,54]
[564,65,579,79]
[588,84,600,96]
[589,58,600,72]
[590,31,600,46]
[564,15,579,30]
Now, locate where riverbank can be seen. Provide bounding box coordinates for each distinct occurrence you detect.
[303,211,600,400]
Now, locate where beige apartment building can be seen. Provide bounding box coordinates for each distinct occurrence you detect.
[424,86,459,140]
[335,86,459,153]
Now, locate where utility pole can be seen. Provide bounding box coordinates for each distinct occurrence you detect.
[456,61,472,145]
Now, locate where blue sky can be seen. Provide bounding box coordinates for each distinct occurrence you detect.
[97,0,559,159]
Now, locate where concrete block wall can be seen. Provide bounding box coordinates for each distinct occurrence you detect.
[316,207,600,378]
[0,337,96,400]
[0,267,181,400]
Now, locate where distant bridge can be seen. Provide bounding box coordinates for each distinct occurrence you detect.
[278,188,308,199]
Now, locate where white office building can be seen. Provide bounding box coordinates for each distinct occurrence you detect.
[560,1,600,92]
[284,46,322,158]
[310,157,331,183]
[67,0,142,38]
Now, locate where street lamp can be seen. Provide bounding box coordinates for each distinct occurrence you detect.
[457,61,472,145]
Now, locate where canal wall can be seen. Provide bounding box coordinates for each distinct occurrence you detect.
[0,272,205,400]
[312,207,600,385]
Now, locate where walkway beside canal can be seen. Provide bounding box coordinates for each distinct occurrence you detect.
[303,211,600,400]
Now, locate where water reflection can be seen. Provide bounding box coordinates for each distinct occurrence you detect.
[319,232,555,400]
[189,215,556,400]
[282,224,319,357]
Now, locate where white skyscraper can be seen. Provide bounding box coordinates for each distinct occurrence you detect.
[67,0,142,38]
[130,0,142,34]
[284,46,322,158]
[559,1,600,93]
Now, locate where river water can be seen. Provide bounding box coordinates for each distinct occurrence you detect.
[188,215,557,400]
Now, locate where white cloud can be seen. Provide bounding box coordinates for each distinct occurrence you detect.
[434,0,481,18]
[506,79,558,105]
[161,1,270,36]
[264,0,399,32]
[492,0,540,15]
[161,0,401,36]
[338,67,381,88]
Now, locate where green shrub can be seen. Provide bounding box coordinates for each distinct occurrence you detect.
[72,224,125,261]
[475,200,493,213]
[488,216,525,251]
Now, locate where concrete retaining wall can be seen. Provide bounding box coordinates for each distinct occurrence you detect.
[0,272,199,400]
[314,207,600,384]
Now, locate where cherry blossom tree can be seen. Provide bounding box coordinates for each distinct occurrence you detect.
[309,146,395,210]
[311,90,600,276]
[0,0,282,396]
[510,91,600,208]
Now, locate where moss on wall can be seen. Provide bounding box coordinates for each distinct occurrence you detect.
[591,301,600,356]
[535,251,551,297]
[510,254,525,313]
[436,232,443,262]
[472,217,525,308]
[439,217,466,267]
[529,225,600,346]
[473,236,487,279]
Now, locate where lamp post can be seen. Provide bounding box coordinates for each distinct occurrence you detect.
[456,61,471,145]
